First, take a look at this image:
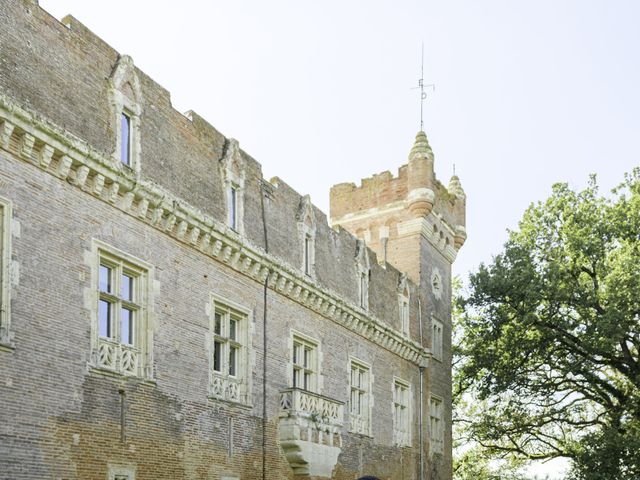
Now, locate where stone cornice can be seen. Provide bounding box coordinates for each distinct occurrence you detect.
[0,92,430,366]
[335,209,459,264]
[396,218,459,263]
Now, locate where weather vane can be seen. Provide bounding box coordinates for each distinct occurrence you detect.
[412,42,435,131]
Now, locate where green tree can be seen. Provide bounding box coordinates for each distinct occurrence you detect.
[454,170,640,479]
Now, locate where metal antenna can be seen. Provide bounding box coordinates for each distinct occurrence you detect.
[412,42,435,131]
[453,163,456,176]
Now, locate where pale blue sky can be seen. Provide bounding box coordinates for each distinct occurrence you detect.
[39,0,639,283]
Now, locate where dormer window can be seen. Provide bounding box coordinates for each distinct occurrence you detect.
[220,139,245,235]
[120,112,131,166]
[109,55,142,173]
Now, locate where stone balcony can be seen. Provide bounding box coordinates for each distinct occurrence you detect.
[278,388,344,478]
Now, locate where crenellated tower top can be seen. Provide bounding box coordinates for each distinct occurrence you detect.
[330,131,466,284]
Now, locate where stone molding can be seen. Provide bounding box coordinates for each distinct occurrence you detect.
[0,92,429,366]
[396,217,459,263]
[334,207,460,264]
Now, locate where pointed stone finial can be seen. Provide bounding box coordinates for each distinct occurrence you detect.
[409,131,433,161]
[448,175,466,199]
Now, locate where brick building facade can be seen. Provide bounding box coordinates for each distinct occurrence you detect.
[0,1,466,479]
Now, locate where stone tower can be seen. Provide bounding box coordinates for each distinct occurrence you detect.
[330,130,466,478]
[330,130,466,284]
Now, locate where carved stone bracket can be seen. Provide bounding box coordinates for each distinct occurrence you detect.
[278,388,344,478]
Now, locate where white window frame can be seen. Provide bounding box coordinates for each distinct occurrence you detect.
[91,240,154,379]
[209,295,251,405]
[348,357,373,436]
[393,377,411,447]
[290,330,320,393]
[432,317,444,362]
[0,197,12,350]
[430,394,444,454]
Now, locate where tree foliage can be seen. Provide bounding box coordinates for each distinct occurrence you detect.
[454,170,640,479]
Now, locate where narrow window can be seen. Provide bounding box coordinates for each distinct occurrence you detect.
[430,395,444,453]
[213,340,222,372]
[304,234,311,275]
[120,112,131,166]
[349,360,372,435]
[0,200,12,348]
[432,319,443,361]
[359,272,367,308]
[393,379,411,446]
[400,297,410,336]
[98,265,114,339]
[292,335,318,392]
[228,184,238,230]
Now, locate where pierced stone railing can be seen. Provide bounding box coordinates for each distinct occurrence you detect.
[348,413,370,436]
[280,388,344,425]
[96,338,140,376]
[278,388,344,478]
[209,375,244,404]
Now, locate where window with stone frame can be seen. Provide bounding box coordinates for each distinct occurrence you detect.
[0,197,12,349]
[359,272,367,308]
[228,182,239,230]
[349,359,372,436]
[355,240,370,310]
[432,318,443,362]
[220,139,246,235]
[120,111,132,166]
[297,195,316,278]
[292,333,319,392]
[210,298,250,405]
[92,241,153,378]
[399,288,410,337]
[393,378,411,446]
[304,233,312,275]
[430,395,444,454]
[109,55,142,172]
